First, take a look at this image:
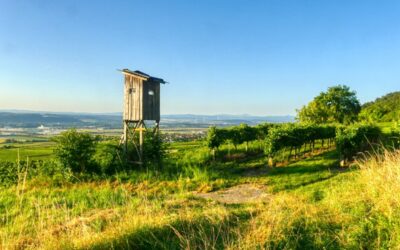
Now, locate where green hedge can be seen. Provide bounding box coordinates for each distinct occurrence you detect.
[207,123,383,166]
[335,124,381,164]
[265,124,336,157]
[206,123,279,151]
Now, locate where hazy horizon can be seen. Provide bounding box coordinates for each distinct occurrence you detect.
[0,108,295,117]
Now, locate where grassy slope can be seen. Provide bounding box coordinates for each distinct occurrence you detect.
[1,134,399,249]
[0,140,356,249]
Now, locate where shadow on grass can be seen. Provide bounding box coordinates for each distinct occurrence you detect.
[264,151,351,192]
[85,201,344,250]
[86,209,251,250]
[209,150,341,180]
[268,150,340,176]
[270,174,339,193]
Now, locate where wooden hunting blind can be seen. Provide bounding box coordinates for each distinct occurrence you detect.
[120,69,166,162]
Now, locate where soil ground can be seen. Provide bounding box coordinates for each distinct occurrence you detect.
[195,183,270,204]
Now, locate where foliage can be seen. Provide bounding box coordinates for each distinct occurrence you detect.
[54,129,98,173]
[94,140,123,174]
[228,126,242,149]
[392,123,400,147]
[237,124,257,150]
[255,123,278,140]
[0,161,19,186]
[206,123,276,152]
[297,85,361,124]
[3,134,400,248]
[206,126,224,151]
[142,132,166,166]
[265,123,336,157]
[335,124,381,162]
[359,91,400,122]
[0,160,72,187]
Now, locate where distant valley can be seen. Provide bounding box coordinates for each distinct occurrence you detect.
[0,111,295,130]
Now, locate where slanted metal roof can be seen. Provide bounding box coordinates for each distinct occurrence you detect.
[121,69,166,83]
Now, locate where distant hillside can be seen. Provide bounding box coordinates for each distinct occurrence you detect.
[0,112,121,128]
[0,111,294,129]
[162,114,294,127]
[360,91,400,122]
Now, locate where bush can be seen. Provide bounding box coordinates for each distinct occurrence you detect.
[206,126,224,158]
[54,129,99,173]
[0,160,72,187]
[390,122,400,148]
[255,123,279,141]
[206,123,276,154]
[143,132,166,166]
[335,124,381,165]
[94,141,123,174]
[0,161,18,187]
[265,124,336,158]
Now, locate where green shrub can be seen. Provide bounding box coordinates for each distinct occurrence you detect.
[390,122,400,148]
[206,123,276,155]
[255,123,278,140]
[54,129,99,173]
[206,126,224,159]
[335,124,381,164]
[265,124,336,158]
[94,141,124,174]
[0,161,18,186]
[0,160,72,187]
[142,132,166,166]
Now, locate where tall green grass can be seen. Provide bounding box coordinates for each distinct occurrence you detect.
[1,139,400,249]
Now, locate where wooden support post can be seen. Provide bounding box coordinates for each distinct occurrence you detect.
[153,120,160,135]
[123,121,128,153]
[120,120,161,165]
[139,121,143,161]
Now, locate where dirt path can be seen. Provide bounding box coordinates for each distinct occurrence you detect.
[195,184,270,204]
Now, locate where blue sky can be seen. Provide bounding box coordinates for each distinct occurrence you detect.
[0,0,399,115]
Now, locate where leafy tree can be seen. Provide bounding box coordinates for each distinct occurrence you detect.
[297,85,361,124]
[54,129,98,173]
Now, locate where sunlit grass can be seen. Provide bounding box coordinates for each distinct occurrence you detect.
[1,140,400,249]
[0,141,55,161]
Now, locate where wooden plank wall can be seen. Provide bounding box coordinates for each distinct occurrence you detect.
[123,75,161,121]
[124,75,143,121]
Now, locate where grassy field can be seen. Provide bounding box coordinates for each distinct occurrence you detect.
[0,141,55,161]
[1,132,399,249]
